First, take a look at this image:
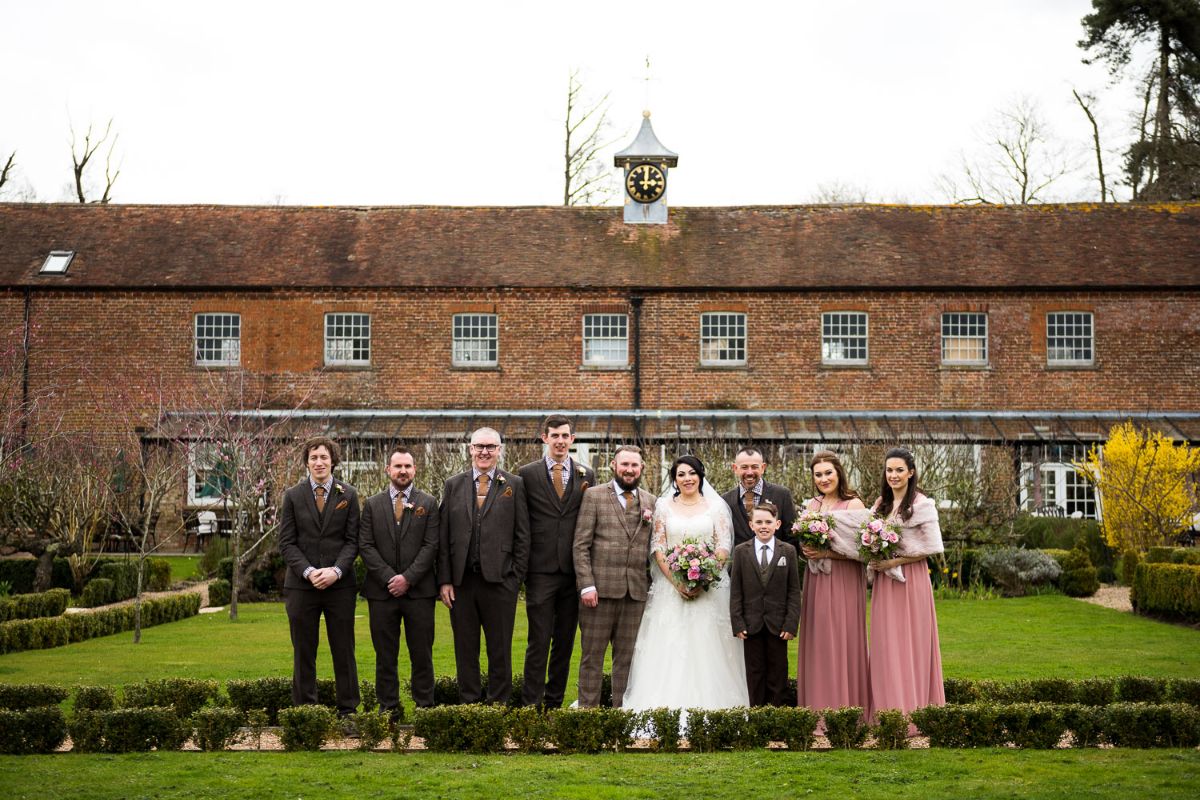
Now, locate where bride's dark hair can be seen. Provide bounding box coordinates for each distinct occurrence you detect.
[670,454,706,497]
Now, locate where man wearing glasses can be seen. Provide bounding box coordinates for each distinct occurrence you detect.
[438,427,530,704]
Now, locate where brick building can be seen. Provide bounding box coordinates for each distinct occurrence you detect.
[2,201,1198,520]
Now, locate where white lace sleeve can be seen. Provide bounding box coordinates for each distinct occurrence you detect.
[711,504,733,553]
[651,503,669,555]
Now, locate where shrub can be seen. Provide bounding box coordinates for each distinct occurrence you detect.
[198,537,230,579]
[1131,562,1200,622]
[95,561,139,602]
[278,705,336,751]
[942,677,979,704]
[191,707,244,751]
[980,547,1061,596]
[685,708,766,752]
[506,705,553,753]
[123,677,220,718]
[910,703,1003,747]
[1167,678,1200,706]
[1146,546,1174,564]
[0,559,39,594]
[359,679,379,715]
[69,707,186,753]
[1120,547,1140,586]
[0,707,68,754]
[0,683,69,710]
[207,579,231,607]
[413,704,508,753]
[217,557,234,583]
[1115,676,1167,704]
[146,558,172,592]
[638,707,682,752]
[0,588,71,622]
[79,578,114,608]
[1061,703,1105,747]
[1058,546,1100,597]
[871,710,909,749]
[750,705,818,750]
[1026,678,1077,705]
[74,685,117,712]
[227,677,292,724]
[1074,677,1116,706]
[346,710,390,751]
[996,702,1067,748]
[549,707,635,753]
[1101,702,1200,748]
[245,708,269,750]
[822,707,868,749]
[1170,548,1200,565]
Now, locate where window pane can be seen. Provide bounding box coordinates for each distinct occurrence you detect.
[453,314,498,366]
[699,312,746,364]
[195,313,241,366]
[583,314,628,365]
[325,313,371,365]
[941,312,988,364]
[1047,312,1093,364]
[822,312,868,363]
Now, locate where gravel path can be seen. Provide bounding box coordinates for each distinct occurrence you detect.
[1078,584,1132,613]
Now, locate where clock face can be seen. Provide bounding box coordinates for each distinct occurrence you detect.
[626,162,666,204]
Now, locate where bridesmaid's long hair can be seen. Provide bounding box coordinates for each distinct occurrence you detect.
[670,455,706,496]
[877,447,919,521]
[809,450,859,503]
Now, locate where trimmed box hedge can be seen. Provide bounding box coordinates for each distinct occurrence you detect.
[1131,562,1200,622]
[0,592,201,654]
[0,588,70,622]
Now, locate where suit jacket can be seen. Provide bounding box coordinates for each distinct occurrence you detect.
[723,481,798,549]
[519,458,596,575]
[729,538,802,637]
[278,478,360,591]
[358,487,440,600]
[572,484,657,601]
[437,469,530,591]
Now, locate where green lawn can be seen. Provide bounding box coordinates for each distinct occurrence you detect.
[160,555,202,584]
[1,750,1197,799]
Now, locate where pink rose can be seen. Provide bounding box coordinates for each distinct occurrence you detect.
[811,521,828,534]
[687,568,700,581]
[884,531,899,544]
[689,558,700,568]
[861,533,872,546]
[868,519,884,533]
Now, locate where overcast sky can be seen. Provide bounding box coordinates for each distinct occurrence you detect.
[2,1,1148,206]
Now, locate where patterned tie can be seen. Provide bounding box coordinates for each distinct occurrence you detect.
[314,485,326,514]
[743,490,755,518]
[552,463,565,499]
[477,473,490,509]
[622,490,635,508]
[760,543,770,570]
[394,493,405,523]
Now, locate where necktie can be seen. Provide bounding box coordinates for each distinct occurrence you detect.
[622,490,634,508]
[314,485,326,514]
[394,493,405,523]
[477,473,490,509]
[743,490,755,517]
[760,544,770,570]
[552,463,565,499]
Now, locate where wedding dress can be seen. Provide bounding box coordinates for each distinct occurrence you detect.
[621,482,749,710]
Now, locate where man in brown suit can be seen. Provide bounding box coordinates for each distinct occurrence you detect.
[278,436,361,716]
[518,414,596,708]
[438,427,530,704]
[722,446,798,549]
[359,446,440,719]
[572,444,656,708]
[730,501,802,707]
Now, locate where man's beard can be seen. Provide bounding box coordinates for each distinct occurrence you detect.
[614,474,641,492]
[391,477,413,491]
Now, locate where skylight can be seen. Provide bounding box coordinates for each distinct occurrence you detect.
[39,250,75,274]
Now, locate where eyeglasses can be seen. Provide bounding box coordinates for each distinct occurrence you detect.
[471,444,500,453]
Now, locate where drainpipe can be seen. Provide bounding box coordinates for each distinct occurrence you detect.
[630,296,644,440]
[20,288,31,445]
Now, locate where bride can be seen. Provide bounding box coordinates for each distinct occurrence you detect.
[622,455,749,710]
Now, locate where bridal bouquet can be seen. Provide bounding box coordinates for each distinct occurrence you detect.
[857,514,905,581]
[793,509,836,551]
[665,537,722,597]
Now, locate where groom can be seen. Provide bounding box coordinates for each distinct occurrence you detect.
[572,444,656,708]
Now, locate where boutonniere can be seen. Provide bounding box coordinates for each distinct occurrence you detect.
[413,506,426,516]
[502,486,513,498]
[334,484,345,495]
[497,474,506,485]
[335,499,349,510]
[576,465,587,478]
[641,508,654,526]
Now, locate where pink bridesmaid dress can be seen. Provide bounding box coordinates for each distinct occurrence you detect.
[796,498,871,716]
[867,498,945,726]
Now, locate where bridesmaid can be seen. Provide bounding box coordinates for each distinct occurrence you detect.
[866,447,945,725]
[796,451,870,717]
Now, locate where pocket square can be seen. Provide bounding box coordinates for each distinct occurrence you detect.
[335,500,349,510]
[414,506,427,516]
[502,486,513,498]
[777,557,787,567]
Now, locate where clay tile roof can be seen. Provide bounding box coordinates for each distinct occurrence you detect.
[1,202,1197,291]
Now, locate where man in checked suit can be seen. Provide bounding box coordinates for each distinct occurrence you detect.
[359,446,440,719]
[518,414,596,708]
[438,427,530,704]
[722,446,798,549]
[572,444,656,708]
[278,436,361,716]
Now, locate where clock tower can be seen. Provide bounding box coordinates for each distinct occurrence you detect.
[614,111,678,224]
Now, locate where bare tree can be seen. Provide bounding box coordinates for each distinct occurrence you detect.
[940,98,1076,204]
[0,152,14,195]
[70,119,120,204]
[563,69,618,206]
[809,180,871,203]
[1073,88,1110,201]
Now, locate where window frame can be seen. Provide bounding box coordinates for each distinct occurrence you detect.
[582,313,630,367]
[324,312,371,367]
[699,311,748,367]
[821,311,869,366]
[941,311,989,366]
[194,312,241,367]
[451,313,499,368]
[1046,311,1094,367]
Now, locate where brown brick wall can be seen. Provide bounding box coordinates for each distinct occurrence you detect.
[16,287,1198,433]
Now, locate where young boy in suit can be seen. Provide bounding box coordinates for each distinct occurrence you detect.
[730,501,802,707]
